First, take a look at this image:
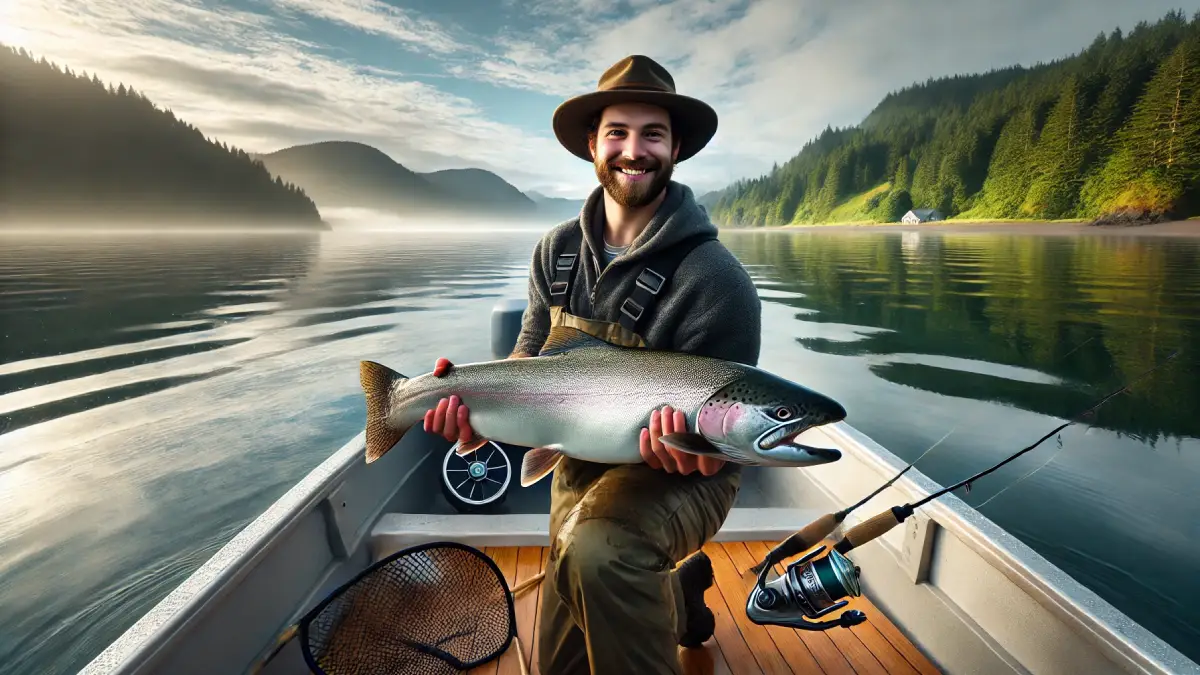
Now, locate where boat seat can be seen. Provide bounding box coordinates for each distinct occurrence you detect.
[368,507,828,562]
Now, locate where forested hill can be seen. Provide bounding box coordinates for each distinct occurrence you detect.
[0,46,325,227]
[708,10,1200,227]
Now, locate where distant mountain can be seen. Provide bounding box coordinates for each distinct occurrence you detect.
[0,45,325,228]
[424,168,536,214]
[256,141,551,222]
[526,190,586,222]
[696,190,723,212]
[254,141,450,216]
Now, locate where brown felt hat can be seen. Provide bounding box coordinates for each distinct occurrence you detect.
[553,55,717,163]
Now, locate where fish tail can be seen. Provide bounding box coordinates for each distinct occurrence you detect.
[360,360,411,463]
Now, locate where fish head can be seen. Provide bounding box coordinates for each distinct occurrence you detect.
[696,370,847,467]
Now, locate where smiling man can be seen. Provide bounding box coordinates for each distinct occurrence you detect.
[423,55,762,674]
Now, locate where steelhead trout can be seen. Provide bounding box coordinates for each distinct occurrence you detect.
[360,324,848,487]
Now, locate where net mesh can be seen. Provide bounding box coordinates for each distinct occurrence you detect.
[298,542,516,675]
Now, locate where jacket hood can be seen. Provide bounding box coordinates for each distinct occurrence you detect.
[577,180,717,272]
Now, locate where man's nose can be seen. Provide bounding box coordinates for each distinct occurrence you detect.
[623,135,648,159]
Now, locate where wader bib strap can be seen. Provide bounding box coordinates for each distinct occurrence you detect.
[546,226,716,349]
[617,231,716,337]
[549,227,585,312]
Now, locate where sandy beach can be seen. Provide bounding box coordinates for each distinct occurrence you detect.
[723,219,1200,237]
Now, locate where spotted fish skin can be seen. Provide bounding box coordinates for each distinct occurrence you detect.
[359,325,847,486]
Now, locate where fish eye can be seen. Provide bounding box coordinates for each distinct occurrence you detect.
[773,406,793,420]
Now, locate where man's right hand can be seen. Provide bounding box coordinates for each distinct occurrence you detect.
[424,351,531,442]
[423,358,475,443]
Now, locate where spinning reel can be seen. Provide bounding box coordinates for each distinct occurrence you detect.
[745,543,867,631]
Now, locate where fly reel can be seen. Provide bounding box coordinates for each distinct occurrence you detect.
[745,544,867,631]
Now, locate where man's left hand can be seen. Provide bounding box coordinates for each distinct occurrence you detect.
[640,405,726,476]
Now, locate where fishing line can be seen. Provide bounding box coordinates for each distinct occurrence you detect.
[907,350,1178,511]
[972,444,1062,510]
[970,336,1103,509]
[827,349,1181,558]
[749,335,1100,576]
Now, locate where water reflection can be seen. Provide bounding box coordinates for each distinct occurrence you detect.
[0,227,547,675]
[727,231,1200,444]
[723,229,1200,663]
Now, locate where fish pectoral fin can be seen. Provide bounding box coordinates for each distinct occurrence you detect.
[454,432,490,456]
[658,433,724,456]
[538,325,617,356]
[520,446,564,487]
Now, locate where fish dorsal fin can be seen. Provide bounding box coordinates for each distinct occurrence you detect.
[521,446,564,487]
[538,325,616,356]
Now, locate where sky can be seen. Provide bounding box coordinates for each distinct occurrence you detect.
[4,0,1199,199]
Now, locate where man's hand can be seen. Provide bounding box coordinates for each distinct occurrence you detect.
[423,358,475,444]
[640,405,726,476]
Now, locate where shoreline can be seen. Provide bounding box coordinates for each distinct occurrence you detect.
[720,218,1200,237]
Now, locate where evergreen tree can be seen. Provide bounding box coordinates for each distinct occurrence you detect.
[0,44,323,226]
[704,10,1200,226]
[1023,76,1088,217]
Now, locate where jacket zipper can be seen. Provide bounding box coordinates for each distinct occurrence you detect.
[589,254,604,308]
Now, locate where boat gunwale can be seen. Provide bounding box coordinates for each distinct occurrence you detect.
[78,431,371,675]
[818,421,1200,675]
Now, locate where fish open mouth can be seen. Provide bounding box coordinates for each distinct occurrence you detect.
[756,418,842,461]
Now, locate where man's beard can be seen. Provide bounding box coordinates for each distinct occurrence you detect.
[595,154,674,208]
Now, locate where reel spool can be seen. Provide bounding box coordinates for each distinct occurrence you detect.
[745,544,867,631]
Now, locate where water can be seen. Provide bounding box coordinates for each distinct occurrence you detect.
[1,225,1197,673]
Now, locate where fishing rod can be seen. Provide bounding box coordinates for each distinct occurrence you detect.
[743,349,1180,632]
[748,336,1100,577]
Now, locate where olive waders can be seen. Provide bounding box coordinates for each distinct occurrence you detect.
[534,226,742,675]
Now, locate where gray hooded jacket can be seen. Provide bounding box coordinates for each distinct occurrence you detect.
[513,180,762,367]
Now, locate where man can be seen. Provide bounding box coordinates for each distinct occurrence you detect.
[423,55,762,674]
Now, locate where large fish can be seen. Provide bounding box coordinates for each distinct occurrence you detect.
[360,324,848,487]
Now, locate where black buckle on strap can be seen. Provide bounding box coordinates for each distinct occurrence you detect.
[620,297,644,322]
[635,268,666,295]
[550,280,569,296]
[555,253,577,271]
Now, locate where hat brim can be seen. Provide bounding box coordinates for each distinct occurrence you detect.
[552,90,717,163]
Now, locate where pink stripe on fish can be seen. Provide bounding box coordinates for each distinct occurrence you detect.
[722,403,744,437]
[699,398,738,440]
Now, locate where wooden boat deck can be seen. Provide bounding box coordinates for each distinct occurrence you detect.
[469,541,942,675]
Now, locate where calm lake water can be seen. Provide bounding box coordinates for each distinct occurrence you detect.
[1,225,1198,673]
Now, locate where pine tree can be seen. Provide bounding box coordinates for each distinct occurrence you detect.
[703,10,1200,226]
[1023,76,1088,217]
[1087,35,1200,214]
[977,105,1037,217]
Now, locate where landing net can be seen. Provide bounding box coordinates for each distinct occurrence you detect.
[296,541,518,675]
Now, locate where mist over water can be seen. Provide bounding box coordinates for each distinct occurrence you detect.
[1,225,1198,673]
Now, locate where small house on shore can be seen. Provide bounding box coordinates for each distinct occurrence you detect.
[901,208,944,223]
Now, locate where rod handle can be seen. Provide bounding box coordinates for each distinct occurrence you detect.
[834,505,912,554]
[749,512,843,576]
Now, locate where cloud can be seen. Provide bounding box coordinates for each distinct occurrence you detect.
[451,0,1200,194]
[264,0,471,54]
[120,55,328,108]
[5,0,592,194]
[6,0,1199,200]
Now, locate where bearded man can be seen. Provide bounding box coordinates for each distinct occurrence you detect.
[423,55,762,674]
